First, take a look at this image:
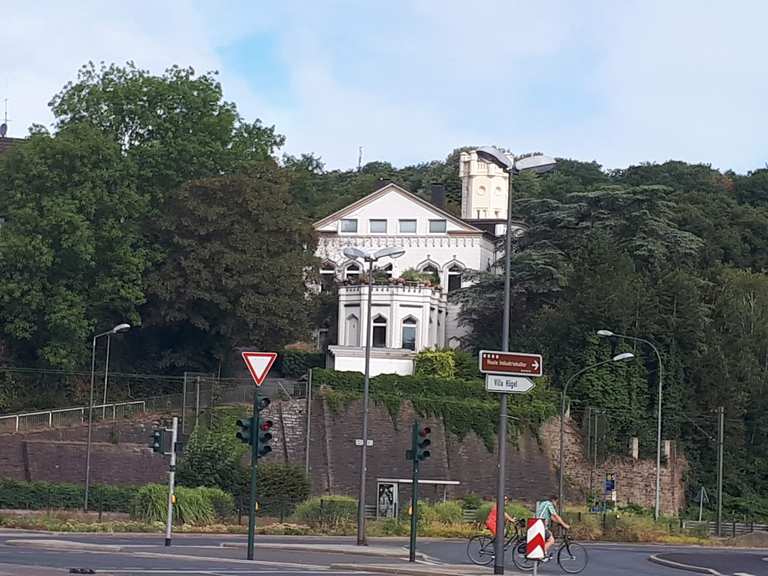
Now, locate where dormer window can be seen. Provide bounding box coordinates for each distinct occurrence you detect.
[429,219,447,233]
[399,219,417,234]
[341,219,358,233]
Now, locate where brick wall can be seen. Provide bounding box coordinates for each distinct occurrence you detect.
[0,398,685,513]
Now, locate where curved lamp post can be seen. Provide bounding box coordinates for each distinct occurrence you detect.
[475,147,556,576]
[597,329,663,520]
[558,352,634,510]
[84,322,131,512]
[343,246,405,546]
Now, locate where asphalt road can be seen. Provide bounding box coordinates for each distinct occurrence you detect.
[0,531,764,575]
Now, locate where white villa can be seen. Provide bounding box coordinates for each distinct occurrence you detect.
[313,149,523,376]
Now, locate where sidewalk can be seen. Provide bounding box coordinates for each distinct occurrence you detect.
[330,562,523,576]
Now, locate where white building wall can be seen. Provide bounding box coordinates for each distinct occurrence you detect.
[459,150,513,220]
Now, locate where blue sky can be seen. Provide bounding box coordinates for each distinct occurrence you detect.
[3,0,767,172]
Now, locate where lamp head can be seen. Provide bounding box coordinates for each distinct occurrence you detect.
[343,246,367,260]
[597,329,614,338]
[374,247,405,260]
[112,323,131,334]
[611,352,634,362]
[475,146,514,171]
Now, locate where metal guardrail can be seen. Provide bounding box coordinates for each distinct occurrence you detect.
[0,377,306,434]
[682,519,768,536]
[0,401,146,433]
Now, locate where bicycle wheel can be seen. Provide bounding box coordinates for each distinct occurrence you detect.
[467,535,494,566]
[557,541,589,574]
[509,539,535,572]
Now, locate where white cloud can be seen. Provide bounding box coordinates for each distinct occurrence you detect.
[2,0,766,172]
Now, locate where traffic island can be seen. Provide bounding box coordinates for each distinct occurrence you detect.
[222,541,426,559]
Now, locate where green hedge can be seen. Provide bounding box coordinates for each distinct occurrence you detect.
[0,479,136,512]
[414,349,456,378]
[278,350,325,378]
[293,495,357,528]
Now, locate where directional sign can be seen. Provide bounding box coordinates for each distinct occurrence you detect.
[479,350,543,377]
[241,351,277,386]
[485,375,535,394]
[526,518,546,560]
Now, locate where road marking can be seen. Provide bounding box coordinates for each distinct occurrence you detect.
[733,573,756,576]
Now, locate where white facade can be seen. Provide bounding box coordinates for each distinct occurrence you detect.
[459,149,514,220]
[314,183,496,376]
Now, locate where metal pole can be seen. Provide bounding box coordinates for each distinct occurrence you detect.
[84,335,98,512]
[305,369,313,477]
[356,258,374,546]
[559,391,567,510]
[195,376,200,428]
[409,422,419,563]
[102,334,111,419]
[716,406,724,537]
[165,416,178,546]
[247,388,259,560]
[493,166,514,575]
[181,373,188,436]
[654,347,663,520]
[698,487,704,522]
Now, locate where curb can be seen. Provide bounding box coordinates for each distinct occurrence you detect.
[329,563,523,576]
[5,539,124,552]
[648,554,723,575]
[222,541,425,560]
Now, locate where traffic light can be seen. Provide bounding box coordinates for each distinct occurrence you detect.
[255,397,273,459]
[236,417,254,445]
[150,429,164,453]
[416,426,431,461]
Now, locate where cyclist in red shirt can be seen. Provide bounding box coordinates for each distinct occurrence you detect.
[485,495,514,537]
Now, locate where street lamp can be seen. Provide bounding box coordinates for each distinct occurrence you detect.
[597,329,664,520]
[343,245,405,546]
[475,146,555,575]
[84,322,131,512]
[102,323,130,417]
[558,352,634,510]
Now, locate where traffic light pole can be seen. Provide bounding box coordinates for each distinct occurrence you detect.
[247,389,259,561]
[165,416,178,547]
[409,422,419,563]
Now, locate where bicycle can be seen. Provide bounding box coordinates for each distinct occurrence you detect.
[509,528,589,574]
[466,518,526,566]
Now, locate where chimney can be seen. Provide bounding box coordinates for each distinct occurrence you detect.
[430,183,446,210]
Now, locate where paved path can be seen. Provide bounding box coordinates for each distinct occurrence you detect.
[0,531,764,575]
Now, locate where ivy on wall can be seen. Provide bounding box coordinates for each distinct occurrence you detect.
[313,369,557,450]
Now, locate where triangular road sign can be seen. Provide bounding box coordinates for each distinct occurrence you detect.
[241,351,277,386]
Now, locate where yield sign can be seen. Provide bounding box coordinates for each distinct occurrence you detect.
[241,351,277,386]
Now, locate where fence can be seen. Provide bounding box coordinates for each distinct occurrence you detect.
[682,520,768,536]
[0,376,306,435]
[0,401,146,434]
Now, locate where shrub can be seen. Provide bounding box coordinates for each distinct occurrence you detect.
[461,493,483,510]
[293,496,357,528]
[279,350,326,378]
[253,464,311,517]
[131,484,217,525]
[420,500,464,524]
[0,479,135,513]
[414,349,456,378]
[197,487,235,521]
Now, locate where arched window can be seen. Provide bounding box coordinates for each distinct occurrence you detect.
[372,314,388,348]
[345,262,362,282]
[420,263,440,286]
[401,317,417,351]
[320,261,337,289]
[345,314,360,347]
[448,264,463,292]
